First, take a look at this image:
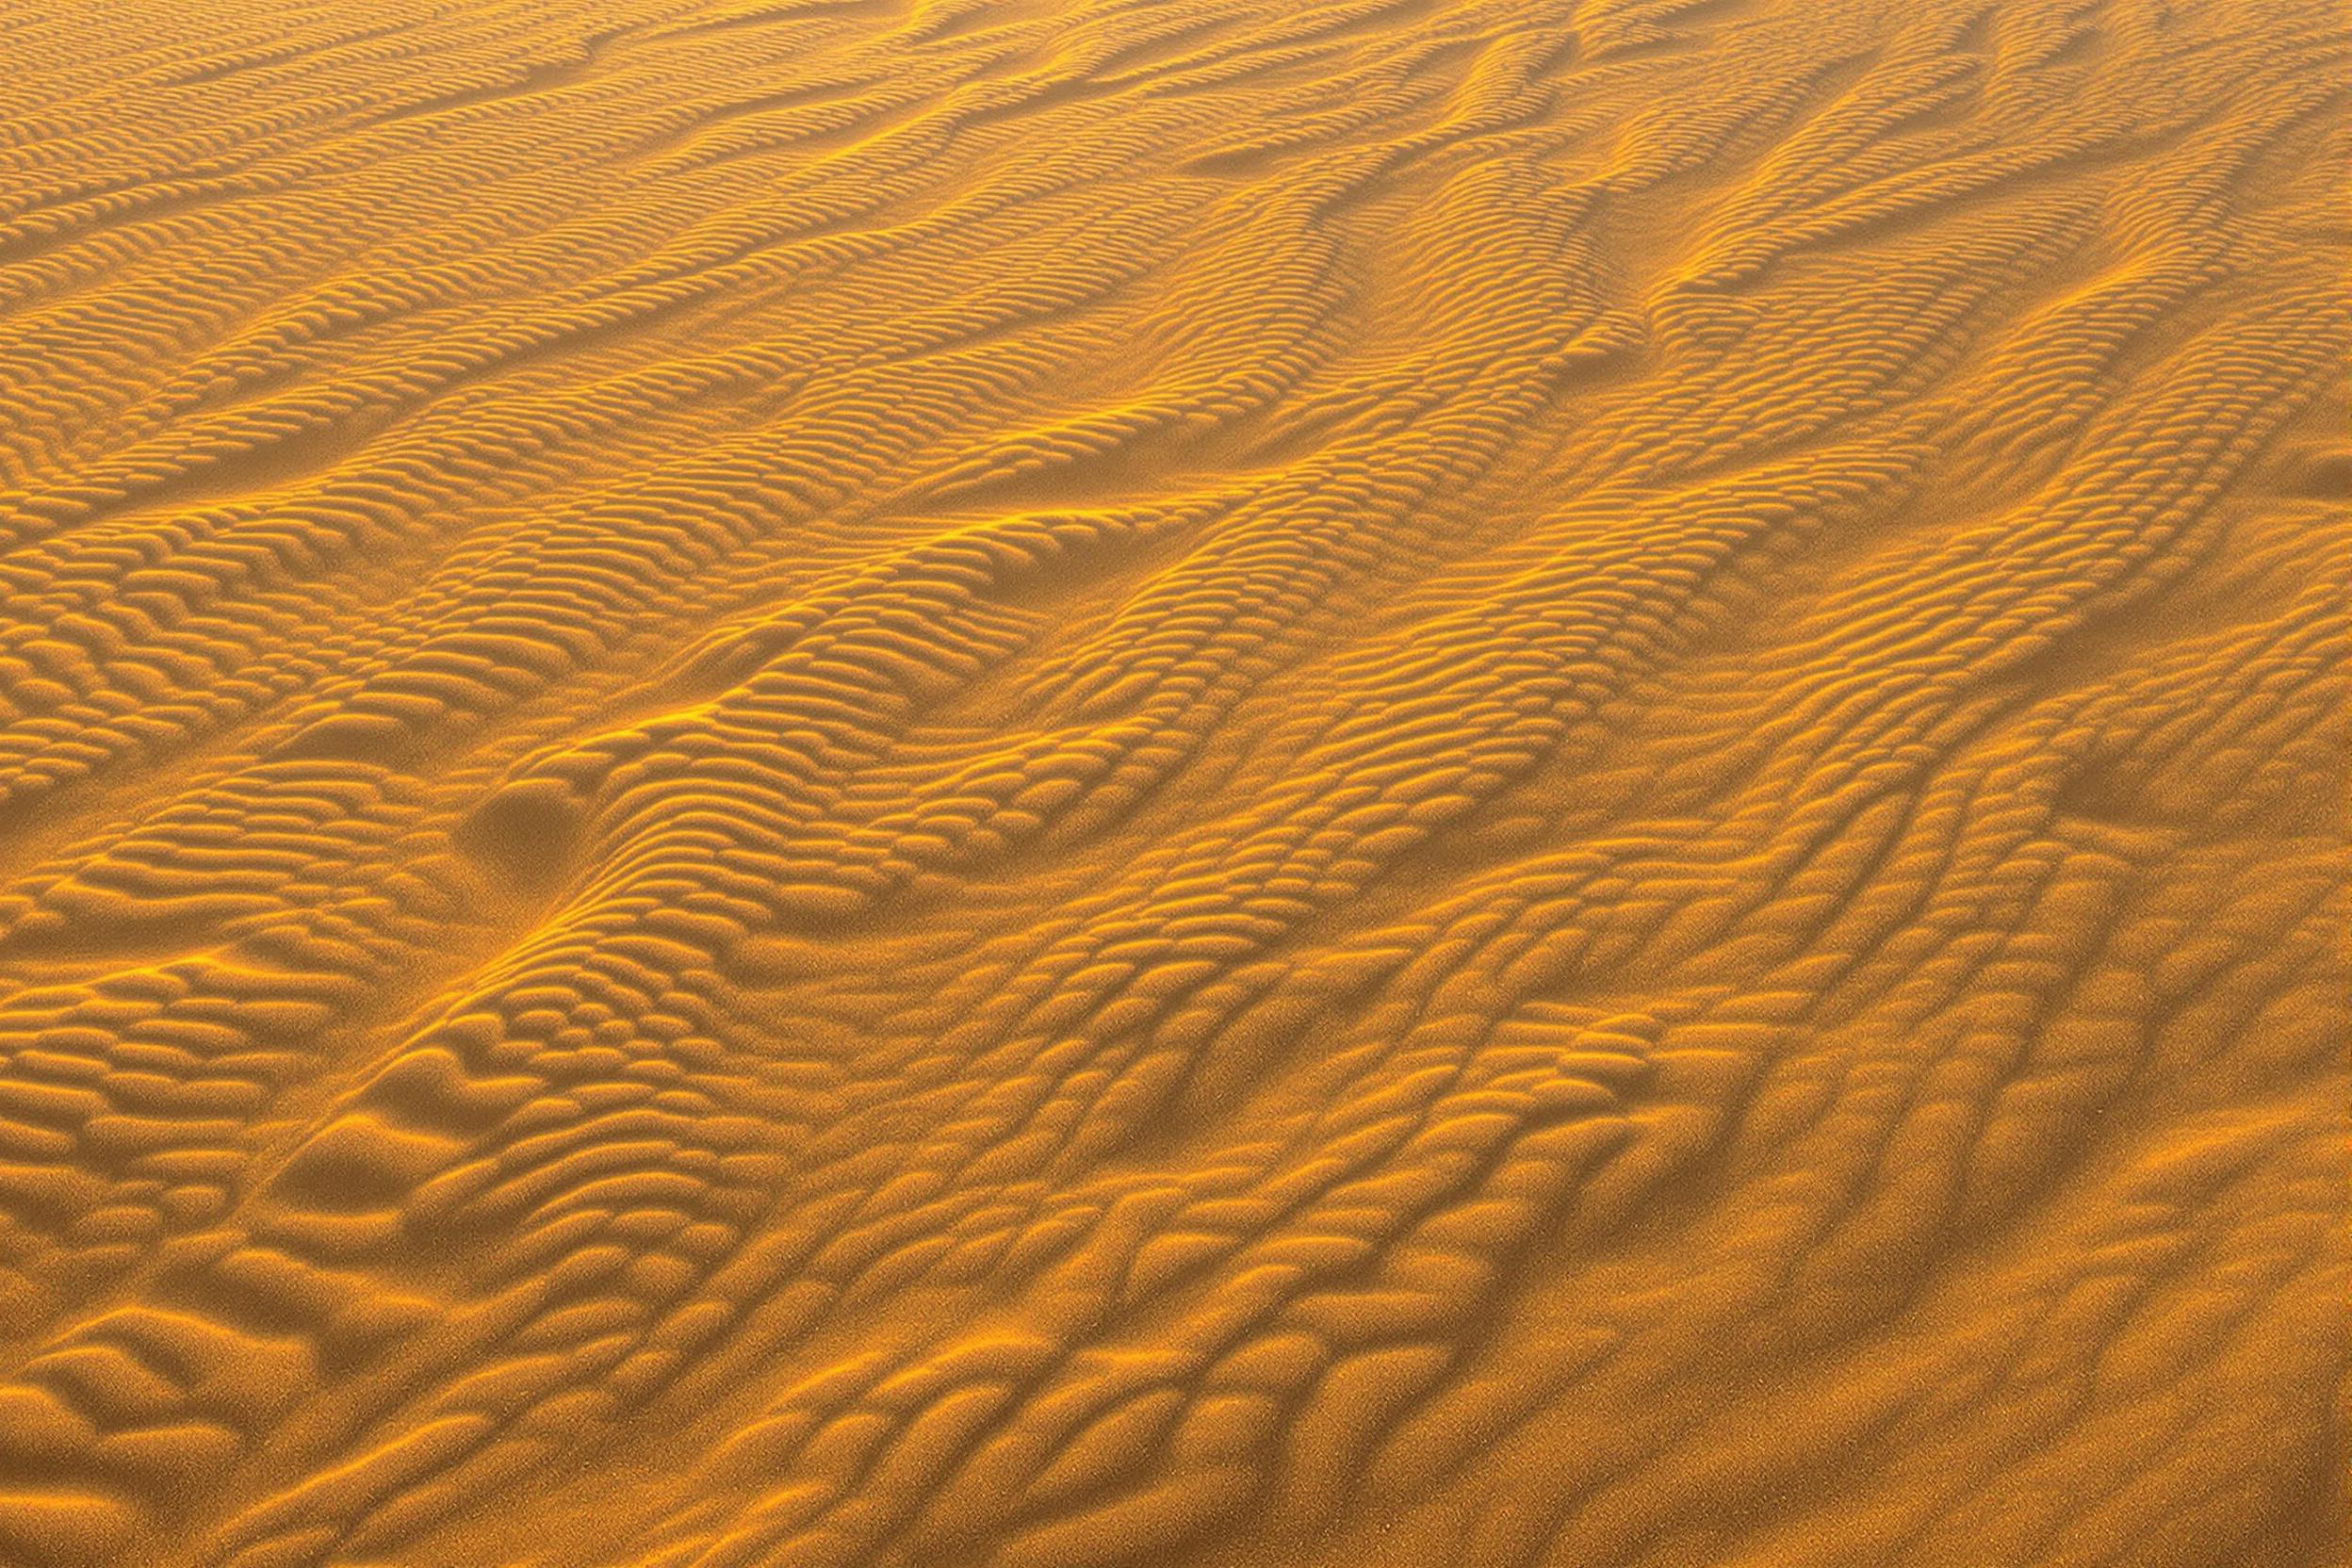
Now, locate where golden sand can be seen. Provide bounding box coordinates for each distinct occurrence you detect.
[0,1,2344,1564]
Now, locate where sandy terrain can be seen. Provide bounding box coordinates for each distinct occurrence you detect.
[0,0,2344,1564]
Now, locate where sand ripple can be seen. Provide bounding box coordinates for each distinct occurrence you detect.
[0,0,2344,1563]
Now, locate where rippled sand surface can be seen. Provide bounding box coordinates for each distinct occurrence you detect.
[0,1,2344,1564]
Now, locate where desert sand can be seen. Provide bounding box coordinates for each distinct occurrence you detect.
[0,0,2344,1564]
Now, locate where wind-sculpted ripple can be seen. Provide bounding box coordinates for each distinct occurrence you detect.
[0,0,2344,1564]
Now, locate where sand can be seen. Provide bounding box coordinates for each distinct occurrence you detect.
[0,0,2344,1564]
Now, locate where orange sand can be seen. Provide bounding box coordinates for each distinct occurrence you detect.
[0,1,2344,1565]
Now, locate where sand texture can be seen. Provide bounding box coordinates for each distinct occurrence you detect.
[0,0,2345,1564]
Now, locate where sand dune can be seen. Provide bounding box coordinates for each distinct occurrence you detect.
[0,0,2344,1564]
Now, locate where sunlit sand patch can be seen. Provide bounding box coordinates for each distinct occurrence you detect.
[0,0,2344,1565]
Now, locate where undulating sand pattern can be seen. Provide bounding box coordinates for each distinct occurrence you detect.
[0,1,2345,1564]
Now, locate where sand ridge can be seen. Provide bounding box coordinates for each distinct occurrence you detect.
[0,0,2344,1564]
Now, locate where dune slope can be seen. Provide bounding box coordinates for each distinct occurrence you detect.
[0,1,2345,1565]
